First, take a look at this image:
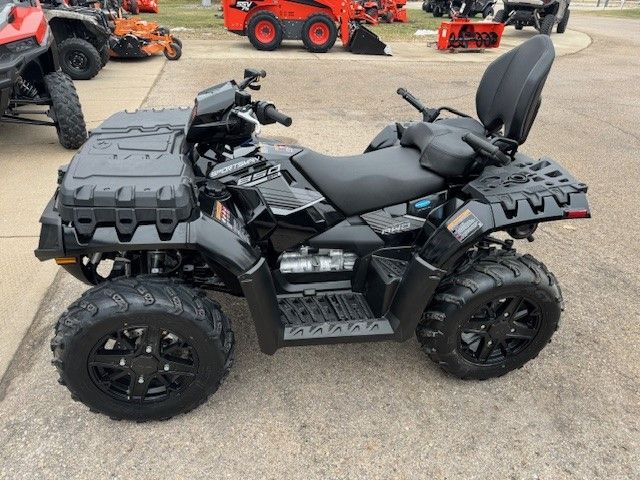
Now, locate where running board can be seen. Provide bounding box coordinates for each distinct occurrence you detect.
[279,293,394,342]
[241,254,445,353]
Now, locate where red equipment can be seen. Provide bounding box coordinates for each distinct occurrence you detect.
[123,0,158,14]
[222,0,391,55]
[436,16,504,50]
[355,0,407,25]
[0,0,87,149]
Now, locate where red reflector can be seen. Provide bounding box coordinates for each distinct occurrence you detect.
[564,209,590,219]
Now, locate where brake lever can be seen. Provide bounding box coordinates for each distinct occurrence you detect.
[232,108,261,135]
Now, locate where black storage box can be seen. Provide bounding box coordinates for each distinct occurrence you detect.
[58,108,197,239]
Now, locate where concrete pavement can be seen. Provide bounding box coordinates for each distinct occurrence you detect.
[0,56,166,378]
[1,14,639,479]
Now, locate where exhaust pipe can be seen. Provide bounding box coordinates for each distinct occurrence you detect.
[348,25,392,56]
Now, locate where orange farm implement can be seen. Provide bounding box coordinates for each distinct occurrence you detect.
[109,17,182,60]
[436,16,504,50]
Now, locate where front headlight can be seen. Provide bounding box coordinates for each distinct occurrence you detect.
[5,37,38,54]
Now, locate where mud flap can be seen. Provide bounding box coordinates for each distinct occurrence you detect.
[348,25,392,56]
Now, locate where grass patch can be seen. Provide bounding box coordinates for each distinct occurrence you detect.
[581,8,640,19]
[372,10,443,41]
[139,0,224,31]
[138,1,478,41]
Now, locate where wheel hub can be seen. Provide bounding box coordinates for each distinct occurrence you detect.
[69,51,88,70]
[130,355,158,376]
[487,320,512,341]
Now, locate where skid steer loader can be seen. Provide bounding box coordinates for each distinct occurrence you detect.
[222,0,391,55]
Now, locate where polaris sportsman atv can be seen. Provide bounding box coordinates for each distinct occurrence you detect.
[41,0,112,80]
[36,35,590,421]
[1,0,87,149]
[493,0,570,35]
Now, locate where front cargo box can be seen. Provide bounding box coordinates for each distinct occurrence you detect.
[58,108,196,239]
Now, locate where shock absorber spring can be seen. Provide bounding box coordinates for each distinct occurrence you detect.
[15,76,39,98]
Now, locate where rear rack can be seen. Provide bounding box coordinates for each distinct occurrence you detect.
[463,156,588,218]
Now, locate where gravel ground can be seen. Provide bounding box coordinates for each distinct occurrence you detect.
[0,14,638,479]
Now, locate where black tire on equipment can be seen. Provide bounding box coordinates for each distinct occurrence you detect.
[416,249,563,380]
[556,8,570,33]
[433,6,443,17]
[539,13,556,35]
[163,42,182,60]
[515,23,523,30]
[246,11,284,51]
[128,0,139,14]
[44,71,87,149]
[58,37,102,81]
[171,36,182,48]
[301,14,338,53]
[482,6,494,18]
[50,277,235,422]
[492,9,506,23]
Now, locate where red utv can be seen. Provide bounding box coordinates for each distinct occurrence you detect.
[0,0,86,149]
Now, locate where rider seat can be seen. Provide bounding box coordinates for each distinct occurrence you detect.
[292,36,555,216]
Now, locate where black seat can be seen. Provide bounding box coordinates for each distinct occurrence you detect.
[475,34,555,144]
[294,36,556,212]
[292,146,446,216]
[399,122,479,178]
[399,35,556,177]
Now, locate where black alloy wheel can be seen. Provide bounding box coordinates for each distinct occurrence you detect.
[88,325,199,403]
[458,296,541,365]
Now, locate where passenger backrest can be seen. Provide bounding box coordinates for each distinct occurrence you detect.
[476,35,555,145]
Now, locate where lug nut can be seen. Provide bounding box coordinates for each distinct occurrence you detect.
[145,346,152,353]
[163,364,170,372]
[504,313,509,317]
[481,325,486,329]
[138,376,144,384]
[487,340,493,345]
[119,358,126,366]
[510,328,515,333]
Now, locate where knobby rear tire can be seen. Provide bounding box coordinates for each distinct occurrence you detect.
[416,249,563,380]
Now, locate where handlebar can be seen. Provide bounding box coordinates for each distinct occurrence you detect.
[254,101,292,127]
[264,104,292,127]
[462,133,511,166]
[397,88,439,122]
[397,88,428,113]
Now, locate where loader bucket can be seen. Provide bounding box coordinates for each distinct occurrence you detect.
[348,25,392,56]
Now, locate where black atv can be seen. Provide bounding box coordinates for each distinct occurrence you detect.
[493,0,570,35]
[41,0,112,80]
[423,0,496,18]
[36,35,590,421]
[0,0,87,149]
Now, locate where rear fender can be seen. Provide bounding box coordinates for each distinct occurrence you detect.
[420,156,590,270]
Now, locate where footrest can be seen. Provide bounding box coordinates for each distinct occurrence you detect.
[279,292,394,341]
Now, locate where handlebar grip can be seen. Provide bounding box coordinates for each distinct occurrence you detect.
[397,87,429,114]
[462,133,511,166]
[265,105,292,127]
[462,133,495,152]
